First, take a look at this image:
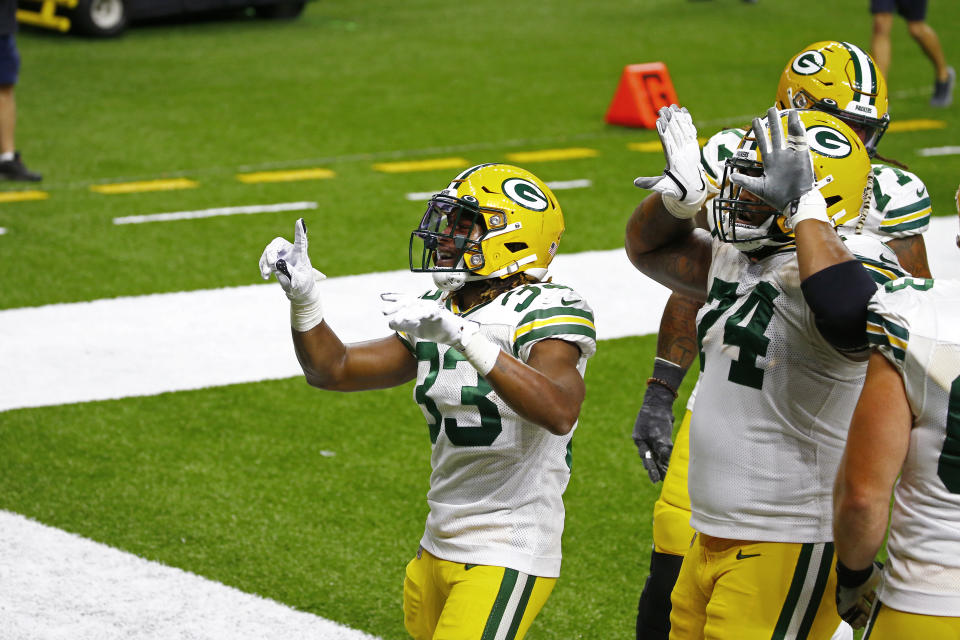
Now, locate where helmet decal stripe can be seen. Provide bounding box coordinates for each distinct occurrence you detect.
[445,163,500,191]
[841,41,877,106]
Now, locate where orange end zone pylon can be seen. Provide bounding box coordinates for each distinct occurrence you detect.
[605,62,680,129]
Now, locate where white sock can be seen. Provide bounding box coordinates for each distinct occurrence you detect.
[0,152,15,162]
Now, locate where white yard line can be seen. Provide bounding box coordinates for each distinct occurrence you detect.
[3,217,960,414]
[0,510,381,640]
[113,202,318,225]
[917,146,960,157]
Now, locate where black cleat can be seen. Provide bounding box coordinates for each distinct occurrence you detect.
[0,151,42,182]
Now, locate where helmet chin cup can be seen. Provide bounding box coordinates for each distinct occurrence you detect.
[432,271,467,291]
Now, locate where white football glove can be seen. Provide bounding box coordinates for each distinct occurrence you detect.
[380,293,501,375]
[835,561,882,629]
[259,218,327,332]
[729,107,831,230]
[633,105,709,219]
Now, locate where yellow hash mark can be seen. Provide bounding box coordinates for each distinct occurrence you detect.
[90,178,198,195]
[505,148,598,163]
[887,119,946,132]
[373,158,471,173]
[0,190,49,203]
[628,137,708,152]
[236,168,336,184]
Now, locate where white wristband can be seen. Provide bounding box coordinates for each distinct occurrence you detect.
[458,329,501,376]
[662,192,705,220]
[785,188,831,229]
[290,297,324,333]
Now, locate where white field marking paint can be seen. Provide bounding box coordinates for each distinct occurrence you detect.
[405,178,592,201]
[917,146,960,157]
[0,510,382,640]
[0,249,670,412]
[113,202,318,225]
[4,216,960,414]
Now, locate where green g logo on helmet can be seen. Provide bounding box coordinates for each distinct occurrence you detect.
[791,50,826,76]
[502,178,548,211]
[807,126,852,158]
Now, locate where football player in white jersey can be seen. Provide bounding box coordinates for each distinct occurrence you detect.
[259,163,596,640]
[739,116,960,637]
[626,105,907,639]
[631,41,932,640]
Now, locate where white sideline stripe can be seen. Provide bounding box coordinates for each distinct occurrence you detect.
[113,201,318,225]
[0,249,672,412]
[3,217,959,414]
[405,178,592,201]
[0,510,381,640]
[917,146,960,157]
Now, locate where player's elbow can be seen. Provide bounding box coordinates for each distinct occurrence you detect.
[835,479,884,524]
[541,400,583,436]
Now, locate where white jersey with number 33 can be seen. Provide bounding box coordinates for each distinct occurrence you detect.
[397,282,596,578]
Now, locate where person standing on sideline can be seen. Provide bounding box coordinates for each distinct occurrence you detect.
[870,0,955,107]
[0,0,40,181]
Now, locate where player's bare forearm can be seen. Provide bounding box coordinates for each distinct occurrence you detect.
[292,322,416,391]
[656,292,701,370]
[886,235,932,278]
[625,194,712,301]
[833,352,912,569]
[484,339,585,436]
[833,471,889,570]
[794,219,857,281]
[626,193,695,256]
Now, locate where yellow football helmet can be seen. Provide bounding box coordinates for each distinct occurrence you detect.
[713,109,872,254]
[777,40,889,155]
[410,163,565,291]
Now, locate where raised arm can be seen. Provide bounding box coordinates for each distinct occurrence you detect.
[626,106,714,301]
[260,219,417,392]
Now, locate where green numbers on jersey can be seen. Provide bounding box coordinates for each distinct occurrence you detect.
[871,166,913,212]
[698,278,780,390]
[884,277,934,293]
[940,376,960,494]
[414,342,502,446]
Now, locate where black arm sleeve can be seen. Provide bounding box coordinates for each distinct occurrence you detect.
[800,260,877,353]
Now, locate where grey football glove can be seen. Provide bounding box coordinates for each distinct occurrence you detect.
[835,560,882,629]
[632,358,685,483]
[728,107,816,212]
[729,107,832,229]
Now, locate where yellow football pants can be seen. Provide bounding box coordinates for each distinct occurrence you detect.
[403,547,556,640]
[654,409,695,556]
[669,534,842,640]
[865,601,960,639]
